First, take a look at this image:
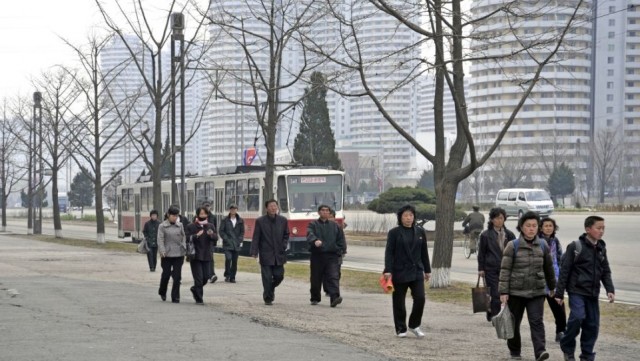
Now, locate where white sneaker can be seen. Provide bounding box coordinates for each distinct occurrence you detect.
[409,327,425,338]
[396,332,407,338]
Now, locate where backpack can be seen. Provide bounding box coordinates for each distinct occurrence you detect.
[560,239,586,265]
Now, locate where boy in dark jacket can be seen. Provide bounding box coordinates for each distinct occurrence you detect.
[142,210,160,271]
[307,204,346,307]
[554,216,615,361]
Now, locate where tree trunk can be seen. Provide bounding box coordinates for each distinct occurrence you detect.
[429,179,458,288]
[94,165,106,243]
[52,168,63,238]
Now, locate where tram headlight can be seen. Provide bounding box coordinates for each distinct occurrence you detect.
[291,227,298,235]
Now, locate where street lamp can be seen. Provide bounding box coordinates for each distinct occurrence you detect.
[33,92,43,235]
[170,12,186,210]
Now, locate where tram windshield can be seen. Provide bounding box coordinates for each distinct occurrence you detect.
[287,174,343,213]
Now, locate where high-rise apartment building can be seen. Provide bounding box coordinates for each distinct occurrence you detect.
[592,1,640,195]
[468,1,593,197]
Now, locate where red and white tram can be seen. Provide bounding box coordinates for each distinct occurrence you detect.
[117,166,345,255]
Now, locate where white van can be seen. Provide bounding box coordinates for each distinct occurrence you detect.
[495,188,554,218]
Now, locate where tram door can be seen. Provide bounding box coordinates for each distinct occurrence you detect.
[134,194,141,241]
[214,188,224,227]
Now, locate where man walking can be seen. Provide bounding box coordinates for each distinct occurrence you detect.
[307,205,346,307]
[250,199,289,305]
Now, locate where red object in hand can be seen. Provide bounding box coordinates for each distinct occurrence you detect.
[379,275,394,294]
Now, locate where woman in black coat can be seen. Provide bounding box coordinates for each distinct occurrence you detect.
[477,207,516,321]
[383,204,431,338]
[185,206,218,304]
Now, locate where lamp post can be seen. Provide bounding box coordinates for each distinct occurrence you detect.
[171,12,186,210]
[33,92,43,235]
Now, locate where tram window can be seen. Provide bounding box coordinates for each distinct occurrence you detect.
[247,178,260,211]
[121,188,134,211]
[236,179,247,211]
[277,176,288,212]
[205,182,214,204]
[287,175,343,213]
[225,180,236,208]
[195,182,206,206]
[141,187,152,212]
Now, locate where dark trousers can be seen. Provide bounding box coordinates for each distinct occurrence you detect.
[391,279,426,334]
[560,293,599,361]
[507,295,546,359]
[546,294,567,334]
[189,259,211,302]
[159,256,184,302]
[147,246,158,271]
[260,264,284,302]
[224,250,239,280]
[485,269,501,319]
[310,253,341,302]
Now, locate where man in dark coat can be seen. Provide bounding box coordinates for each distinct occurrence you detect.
[250,199,289,305]
[142,210,160,272]
[307,204,346,307]
[219,204,245,283]
[202,201,219,283]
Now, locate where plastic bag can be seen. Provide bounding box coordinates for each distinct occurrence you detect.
[379,274,394,294]
[137,239,149,254]
[492,304,514,340]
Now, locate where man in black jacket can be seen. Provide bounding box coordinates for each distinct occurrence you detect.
[307,205,346,307]
[250,199,289,305]
[142,210,160,272]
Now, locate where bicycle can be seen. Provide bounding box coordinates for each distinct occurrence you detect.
[463,229,481,259]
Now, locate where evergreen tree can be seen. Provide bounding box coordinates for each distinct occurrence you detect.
[69,167,95,209]
[293,72,342,170]
[547,162,575,203]
[416,169,435,191]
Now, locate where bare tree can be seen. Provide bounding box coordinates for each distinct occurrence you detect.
[32,69,83,238]
[60,35,143,243]
[95,0,212,213]
[0,100,28,232]
[201,0,328,202]
[310,0,586,286]
[493,151,534,188]
[591,127,624,204]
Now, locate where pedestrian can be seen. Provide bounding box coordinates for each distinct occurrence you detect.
[554,216,615,361]
[250,199,289,305]
[184,206,219,305]
[307,205,346,307]
[462,205,485,252]
[219,204,244,283]
[478,207,516,321]
[499,211,556,361]
[142,210,161,272]
[538,217,567,342]
[157,206,186,303]
[326,208,347,292]
[202,201,219,283]
[383,204,431,338]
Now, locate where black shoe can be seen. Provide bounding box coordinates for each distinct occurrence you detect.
[310,301,319,305]
[264,301,273,306]
[330,296,343,308]
[158,290,166,301]
[510,355,522,360]
[230,279,236,283]
[536,351,549,361]
[486,312,492,322]
[190,286,198,302]
[172,299,180,303]
[150,268,155,272]
[563,353,576,361]
[224,277,230,282]
[210,275,218,283]
[556,332,564,343]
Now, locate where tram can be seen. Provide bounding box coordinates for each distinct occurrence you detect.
[116,166,345,256]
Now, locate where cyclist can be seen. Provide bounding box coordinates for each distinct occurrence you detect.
[462,205,485,252]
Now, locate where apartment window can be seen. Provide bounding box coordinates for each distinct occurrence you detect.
[629,31,637,37]
[609,19,616,26]
[627,55,635,62]
[627,68,635,75]
[608,69,614,76]
[609,6,615,13]
[627,93,635,100]
[627,118,635,125]
[607,94,614,101]
[607,119,614,126]
[607,82,614,89]
[608,56,614,64]
[608,44,615,51]
[627,106,634,112]
[630,19,637,25]
[627,81,635,87]
[608,31,615,39]
[607,107,613,114]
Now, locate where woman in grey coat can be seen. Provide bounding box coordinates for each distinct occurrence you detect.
[158,206,186,303]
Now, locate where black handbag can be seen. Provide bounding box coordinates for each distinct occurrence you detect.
[471,275,491,313]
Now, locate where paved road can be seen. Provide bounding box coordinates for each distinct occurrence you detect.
[3,212,639,304]
[0,234,387,361]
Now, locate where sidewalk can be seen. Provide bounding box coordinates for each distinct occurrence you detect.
[1,233,638,361]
